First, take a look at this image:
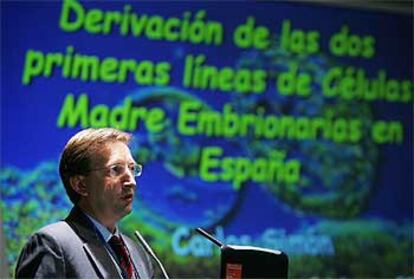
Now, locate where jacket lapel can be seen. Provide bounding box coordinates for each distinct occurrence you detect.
[123,236,144,279]
[65,207,122,279]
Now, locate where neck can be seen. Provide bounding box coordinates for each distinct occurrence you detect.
[77,201,117,233]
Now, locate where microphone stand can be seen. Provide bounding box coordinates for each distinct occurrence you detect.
[195,228,224,248]
[134,231,170,279]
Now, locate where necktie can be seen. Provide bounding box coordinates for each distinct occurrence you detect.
[108,235,134,279]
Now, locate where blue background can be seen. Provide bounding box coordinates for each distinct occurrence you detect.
[1,1,413,277]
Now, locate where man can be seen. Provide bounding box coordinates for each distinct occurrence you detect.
[15,128,154,278]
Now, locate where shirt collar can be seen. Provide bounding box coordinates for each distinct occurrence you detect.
[83,211,119,242]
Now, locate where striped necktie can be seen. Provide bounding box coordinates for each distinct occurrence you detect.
[108,235,134,279]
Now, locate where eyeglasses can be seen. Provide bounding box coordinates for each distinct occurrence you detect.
[89,163,143,178]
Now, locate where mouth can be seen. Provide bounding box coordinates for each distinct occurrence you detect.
[121,193,134,203]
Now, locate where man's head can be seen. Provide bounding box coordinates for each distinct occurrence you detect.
[59,128,139,227]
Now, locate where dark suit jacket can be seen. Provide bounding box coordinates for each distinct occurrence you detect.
[15,207,154,278]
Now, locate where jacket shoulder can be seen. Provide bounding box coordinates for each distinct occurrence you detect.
[15,221,69,278]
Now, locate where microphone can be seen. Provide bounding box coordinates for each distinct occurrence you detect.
[195,227,224,248]
[134,231,170,279]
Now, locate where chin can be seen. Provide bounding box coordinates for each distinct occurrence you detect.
[125,206,133,215]
[122,205,133,216]
[115,205,133,221]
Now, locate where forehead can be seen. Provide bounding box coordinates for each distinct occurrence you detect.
[91,141,134,165]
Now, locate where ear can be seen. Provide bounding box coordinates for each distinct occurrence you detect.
[69,175,88,197]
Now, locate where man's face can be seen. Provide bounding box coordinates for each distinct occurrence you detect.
[82,141,137,226]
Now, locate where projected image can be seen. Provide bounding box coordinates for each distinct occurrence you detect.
[1,1,412,277]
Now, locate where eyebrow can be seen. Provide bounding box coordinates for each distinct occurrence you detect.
[108,160,138,166]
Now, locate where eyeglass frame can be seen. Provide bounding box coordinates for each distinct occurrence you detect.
[88,162,143,178]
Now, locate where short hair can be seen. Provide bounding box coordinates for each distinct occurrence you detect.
[59,128,132,204]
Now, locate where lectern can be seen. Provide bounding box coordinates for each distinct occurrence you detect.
[196,228,288,279]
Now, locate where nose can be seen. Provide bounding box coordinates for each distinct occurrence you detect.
[121,168,136,188]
